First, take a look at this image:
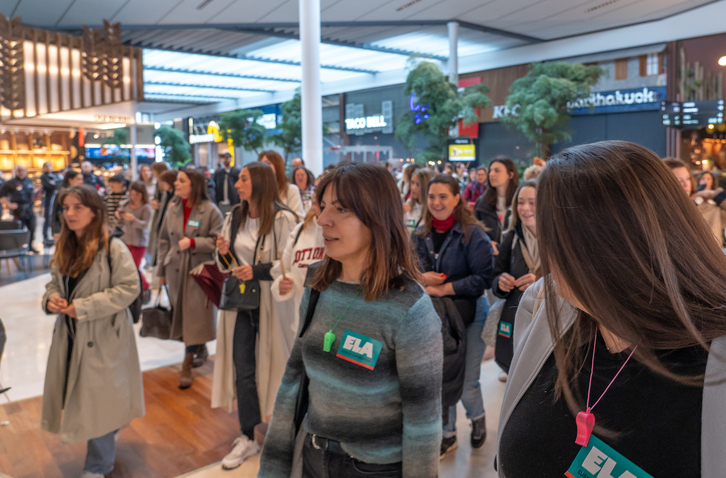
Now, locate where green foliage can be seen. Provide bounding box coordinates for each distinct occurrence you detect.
[102,128,128,147]
[155,125,191,168]
[268,92,302,163]
[219,109,267,154]
[395,61,491,164]
[501,62,602,157]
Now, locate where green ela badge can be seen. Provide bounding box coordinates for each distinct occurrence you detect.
[336,330,383,370]
[498,321,512,338]
[187,218,200,229]
[565,435,653,478]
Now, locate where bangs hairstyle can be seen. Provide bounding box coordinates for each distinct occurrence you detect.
[128,181,149,204]
[258,150,289,194]
[312,162,421,300]
[236,162,296,237]
[293,166,315,190]
[179,169,209,207]
[418,174,484,243]
[53,185,109,278]
[537,141,726,421]
[507,179,538,233]
[482,156,519,208]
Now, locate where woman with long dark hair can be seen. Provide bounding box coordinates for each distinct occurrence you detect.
[42,185,143,478]
[413,174,495,457]
[157,169,223,389]
[213,162,298,470]
[491,180,540,373]
[259,150,304,217]
[497,141,726,478]
[116,181,152,292]
[474,157,519,252]
[259,162,443,478]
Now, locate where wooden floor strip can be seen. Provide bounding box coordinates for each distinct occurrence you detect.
[0,357,240,478]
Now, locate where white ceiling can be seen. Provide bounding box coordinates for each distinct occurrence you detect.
[1,0,721,113]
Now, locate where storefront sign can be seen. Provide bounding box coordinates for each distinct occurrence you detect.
[568,87,666,114]
[345,115,387,130]
[190,133,215,144]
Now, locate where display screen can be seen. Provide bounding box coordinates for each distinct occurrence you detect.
[661,100,724,128]
[86,145,156,159]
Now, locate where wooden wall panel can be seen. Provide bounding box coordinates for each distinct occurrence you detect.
[460,64,530,123]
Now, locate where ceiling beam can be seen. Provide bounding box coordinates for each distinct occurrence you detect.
[144,66,300,83]
[144,81,276,93]
[218,26,448,61]
[138,44,379,74]
[49,21,543,44]
[143,92,239,101]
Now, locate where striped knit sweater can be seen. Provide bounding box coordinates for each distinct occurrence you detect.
[258,277,443,478]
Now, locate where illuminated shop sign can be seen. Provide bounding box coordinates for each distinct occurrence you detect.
[345,115,387,130]
[190,133,215,144]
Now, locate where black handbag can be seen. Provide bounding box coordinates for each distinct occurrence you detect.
[218,234,263,311]
[140,286,173,339]
[294,288,321,433]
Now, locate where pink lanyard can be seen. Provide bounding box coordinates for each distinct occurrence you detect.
[575,327,638,447]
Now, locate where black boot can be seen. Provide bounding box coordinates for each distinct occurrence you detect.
[471,415,487,449]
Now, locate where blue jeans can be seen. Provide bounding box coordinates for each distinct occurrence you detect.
[84,429,117,474]
[443,294,489,438]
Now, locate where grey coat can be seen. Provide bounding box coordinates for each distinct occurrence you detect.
[41,238,144,444]
[497,278,726,477]
[157,197,224,346]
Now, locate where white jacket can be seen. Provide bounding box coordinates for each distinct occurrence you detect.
[270,220,325,332]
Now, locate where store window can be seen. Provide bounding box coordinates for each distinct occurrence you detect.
[614,58,628,80]
[639,53,662,76]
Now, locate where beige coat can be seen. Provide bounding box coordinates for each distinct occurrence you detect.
[157,197,224,346]
[211,208,297,419]
[697,200,726,244]
[41,238,143,444]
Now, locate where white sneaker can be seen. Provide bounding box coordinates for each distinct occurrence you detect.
[498,371,508,383]
[79,473,105,478]
[221,435,260,470]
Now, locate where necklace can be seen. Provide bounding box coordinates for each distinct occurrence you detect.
[575,327,638,447]
[323,283,360,352]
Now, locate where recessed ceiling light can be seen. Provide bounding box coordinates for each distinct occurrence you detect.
[719,56,726,66]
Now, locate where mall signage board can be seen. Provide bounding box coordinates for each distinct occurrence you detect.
[345,101,393,135]
[447,138,476,162]
[661,100,725,128]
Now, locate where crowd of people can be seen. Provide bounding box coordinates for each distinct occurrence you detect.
[31,140,726,478]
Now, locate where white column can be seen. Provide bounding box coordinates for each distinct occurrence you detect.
[300,0,323,175]
[447,21,459,86]
[130,123,138,180]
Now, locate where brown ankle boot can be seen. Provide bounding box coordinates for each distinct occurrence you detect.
[179,352,194,389]
[192,344,208,368]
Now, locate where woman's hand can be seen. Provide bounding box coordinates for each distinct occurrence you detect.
[151,199,159,210]
[158,276,166,286]
[423,271,446,287]
[491,241,499,256]
[514,273,537,291]
[233,265,254,281]
[60,304,77,319]
[122,212,135,221]
[279,277,294,295]
[47,294,68,313]
[425,283,452,297]
[178,237,192,251]
[216,233,230,256]
[498,273,516,293]
[402,203,411,213]
[115,210,122,220]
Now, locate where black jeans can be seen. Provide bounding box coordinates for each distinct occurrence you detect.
[42,194,54,241]
[302,435,402,478]
[233,308,261,439]
[16,212,36,248]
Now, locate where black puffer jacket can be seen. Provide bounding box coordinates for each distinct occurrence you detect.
[492,222,532,372]
[430,296,466,427]
[474,196,511,245]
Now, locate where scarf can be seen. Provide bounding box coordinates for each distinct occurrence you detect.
[522,225,541,277]
[432,214,455,232]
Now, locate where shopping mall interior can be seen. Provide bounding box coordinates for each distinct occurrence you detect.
[2,0,726,477]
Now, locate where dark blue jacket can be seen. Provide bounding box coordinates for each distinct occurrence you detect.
[413,222,495,298]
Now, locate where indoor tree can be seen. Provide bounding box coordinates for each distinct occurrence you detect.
[395,60,491,165]
[267,90,330,165]
[219,108,267,156]
[501,61,602,159]
[155,125,191,168]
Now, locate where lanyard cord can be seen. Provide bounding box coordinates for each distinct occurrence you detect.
[586,328,638,413]
[329,283,361,332]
